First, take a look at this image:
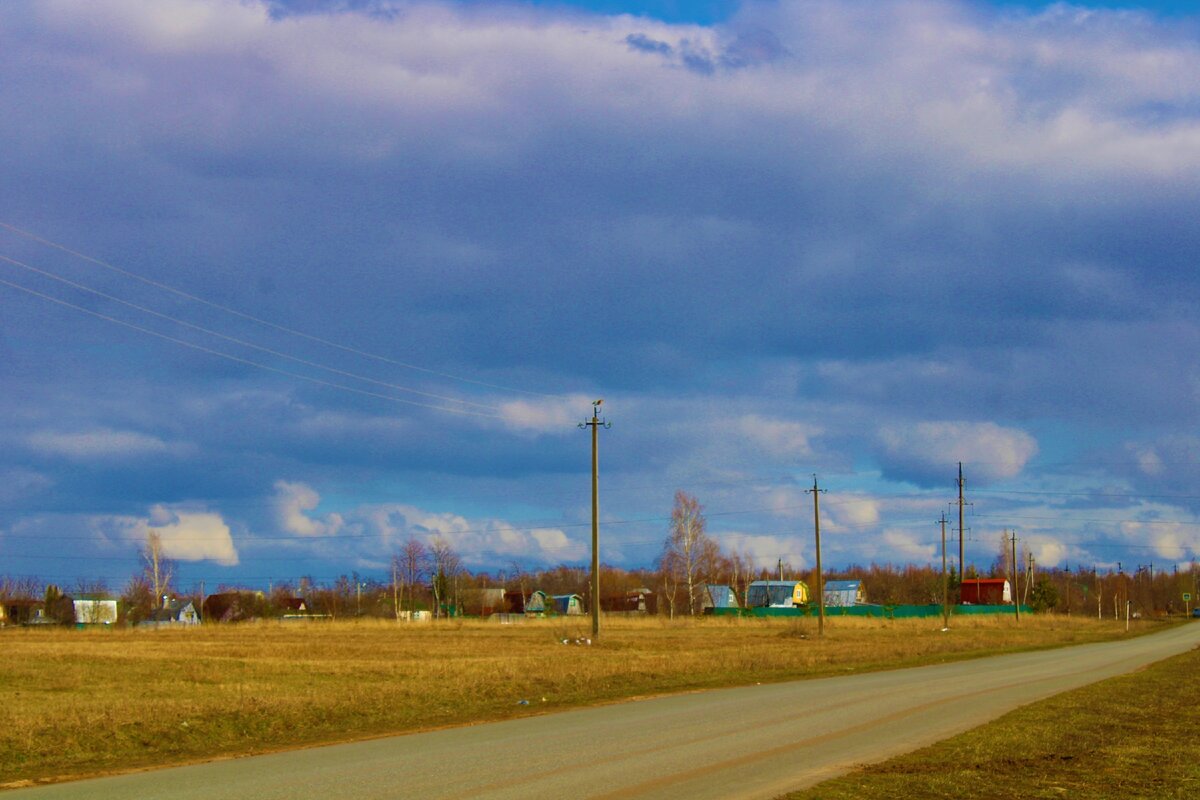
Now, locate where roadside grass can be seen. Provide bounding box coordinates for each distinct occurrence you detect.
[784,636,1200,799]
[0,614,1159,788]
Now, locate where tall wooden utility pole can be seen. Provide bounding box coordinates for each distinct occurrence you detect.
[939,511,950,629]
[806,475,826,637]
[1010,529,1020,623]
[579,399,610,640]
[957,463,966,585]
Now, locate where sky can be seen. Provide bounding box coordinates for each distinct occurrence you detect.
[2,0,1200,594]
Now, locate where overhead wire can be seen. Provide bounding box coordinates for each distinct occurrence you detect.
[0,253,498,411]
[0,220,565,399]
[0,277,502,419]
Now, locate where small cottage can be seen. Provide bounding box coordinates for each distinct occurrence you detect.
[601,588,656,614]
[0,599,45,626]
[746,580,809,608]
[525,590,548,615]
[140,599,201,627]
[823,580,866,607]
[551,594,584,615]
[702,584,740,611]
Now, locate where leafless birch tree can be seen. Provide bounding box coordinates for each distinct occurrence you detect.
[141,531,175,608]
[659,491,714,616]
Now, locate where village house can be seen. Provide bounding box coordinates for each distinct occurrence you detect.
[73,594,119,625]
[702,584,740,612]
[746,580,809,608]
[823,580,867,607]
[525,590,548,616]
[139,599,201,627]
[550,594,584,615]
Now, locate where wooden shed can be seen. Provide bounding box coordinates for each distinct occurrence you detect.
[551,594,584,616]
[525,590,548,615]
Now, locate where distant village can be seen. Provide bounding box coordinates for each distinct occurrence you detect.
[2,562,1189,628]
[4,490,1195,628]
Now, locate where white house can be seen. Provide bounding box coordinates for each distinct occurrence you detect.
[73,595,118,625]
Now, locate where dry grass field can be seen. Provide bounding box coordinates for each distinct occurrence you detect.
[785,638,1200,799]
[0,614,1157,789]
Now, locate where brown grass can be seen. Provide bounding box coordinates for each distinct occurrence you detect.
[783,632,1200,799]
[0,614,1157,788]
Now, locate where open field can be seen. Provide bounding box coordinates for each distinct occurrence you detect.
[784,632,1200,799]
[0,614,1164,789]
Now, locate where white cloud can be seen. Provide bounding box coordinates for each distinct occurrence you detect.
[1120,520,1195,561]
[736,415,819,459]
[825,497,881,531]
[277,486,586,566]
[721,531,808,572]
[27,428,189,460]
[876,421,1038,484]
[273,480,344,538]
[102,504,239,565]
[498,394,593,434]
[881,529,937,562]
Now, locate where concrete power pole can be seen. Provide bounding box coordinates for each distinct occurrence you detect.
[806,475,827,637]
[1010,529,1020,623]
[939,511,950,630]
[1025,552,1035,606]
[957,463,966,585]
[579,399,610,640]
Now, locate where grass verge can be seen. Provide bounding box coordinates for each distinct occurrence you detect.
[0,614,1161,789]
[784,636,1200,799]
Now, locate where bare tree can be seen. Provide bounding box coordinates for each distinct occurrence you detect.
[508,560,529,613]
[141,531,175,608]
[658,548,681,619]
[397,536,430,615]
[429,536,462,618]
[660,491,713,616]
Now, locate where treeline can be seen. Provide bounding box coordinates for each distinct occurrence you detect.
[5,559,1196,623]
[4,491,1197,621]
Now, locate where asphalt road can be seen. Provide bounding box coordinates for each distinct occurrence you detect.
[13,622,1200,800]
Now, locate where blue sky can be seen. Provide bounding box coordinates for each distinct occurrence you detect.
[2,0,1200,593]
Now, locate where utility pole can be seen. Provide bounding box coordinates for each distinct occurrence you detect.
[957,463,966,584]
[1065,564,1071,617]
[1024,552,1034,606]
[806,475,827,637]
[939,511,950,629]
[1010,529,1020,623]
[579,399,610,640]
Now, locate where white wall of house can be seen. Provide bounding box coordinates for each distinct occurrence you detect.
[74,599,118,624]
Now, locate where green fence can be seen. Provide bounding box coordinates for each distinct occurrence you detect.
[712,603,1031,619]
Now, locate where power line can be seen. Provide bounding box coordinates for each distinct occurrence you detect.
[0,276,502,419]
[973,488,1200,501]
[0,252,498,411]
[0,220,563,399]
